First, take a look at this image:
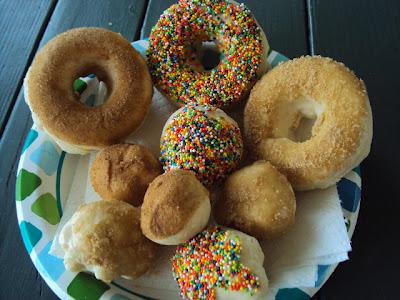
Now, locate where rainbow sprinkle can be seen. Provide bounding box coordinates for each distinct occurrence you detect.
[147,0,264,108]
[160,105,243,185]
[172,226,260,299]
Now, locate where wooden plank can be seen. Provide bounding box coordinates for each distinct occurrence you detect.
[0,1,149,299]
[309,0,400,299]
[0,0,56,137]
[141,0,309,58]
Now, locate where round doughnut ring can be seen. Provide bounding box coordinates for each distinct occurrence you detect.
[147,0,269,108]
[25,27,153,154]
[244,56,373,191]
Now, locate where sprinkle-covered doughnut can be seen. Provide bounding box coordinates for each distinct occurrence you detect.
[172,226,268,300]
[160,105,243,185]
[147,0,269,108]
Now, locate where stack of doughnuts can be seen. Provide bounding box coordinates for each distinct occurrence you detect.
[25,0,373,299]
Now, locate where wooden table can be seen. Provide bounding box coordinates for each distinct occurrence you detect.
[0,1,399,299]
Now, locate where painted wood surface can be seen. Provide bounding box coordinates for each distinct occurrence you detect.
[0,0,56,136]
[1,0,399,299]
[0,1,148,299]
[309,0,400,299]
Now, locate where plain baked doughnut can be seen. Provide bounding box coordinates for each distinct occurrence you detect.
[215,161,296,239]
[25,27,153,154]
[90,143,161,206]
[141,170,211,245]
[59,200,159,283]
[244,56,373,190]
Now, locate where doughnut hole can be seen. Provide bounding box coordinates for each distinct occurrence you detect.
[273,97,325,143]
[215,161,296,240]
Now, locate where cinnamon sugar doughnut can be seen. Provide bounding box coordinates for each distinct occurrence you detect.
[215,161,296,239]
[244,56,373,190]
[25,27,153,154]
[141,170,211,245]
[90,144,162,206]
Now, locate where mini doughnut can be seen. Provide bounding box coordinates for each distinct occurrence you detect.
[59,200,159,283]
[160,105,243,186]
[90,143,161,206]
[25,27,153,154]
[141,170,210,245]
[172,226,268,300]
[244,56,373,190]
[215,161,296,239]
[147,0,269,108]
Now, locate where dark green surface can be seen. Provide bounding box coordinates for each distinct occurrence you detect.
[0,1,147,300]
[1,0,400,299]
[0,0,56,136]
[309,1,400,299]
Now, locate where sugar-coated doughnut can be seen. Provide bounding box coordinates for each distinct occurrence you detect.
[90,144,161,206]
[25,27,153,154]
[244,56,373,190]
[147,0,269,108]
[172,226,268,300]
[59,200,159,282]
[160,105,243,186]
[141,170,210,245]
[215,161,296,239]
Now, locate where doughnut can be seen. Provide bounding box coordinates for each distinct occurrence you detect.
[59,200,159,283]
[25,27,153,154]
[147,0,269,108]
[90,143,161,206]
[140,170,210,245]
[244,56,373,190]
[160,105,243,186]
[215,161,296,239]
[172,226,268,300]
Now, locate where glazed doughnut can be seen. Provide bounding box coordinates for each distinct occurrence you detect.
[215,161,296,239]
[160,105,243,186]
[90,144,162,206]
[147,0,269,108]
[140,170,210,245]
[172,226,268,300]
[244,56,373,190]
[59,200,159,283]
[25,27,153,154]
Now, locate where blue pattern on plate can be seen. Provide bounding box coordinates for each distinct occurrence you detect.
[20,221,42,253]
[337,178,361,212]
[276,288,310,300]
[29,141,60,176]
[315,264,330,287]
[36,241,65,281]
[22,129,38,154]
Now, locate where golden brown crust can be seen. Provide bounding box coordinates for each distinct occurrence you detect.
[90,144,162,206]
[244,56,372,190]
[61,200,159,282]
[141,170,209,239]
[27,27,153,148]
[214,161,296,239]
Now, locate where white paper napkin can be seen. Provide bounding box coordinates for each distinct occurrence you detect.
[50,81,352,293]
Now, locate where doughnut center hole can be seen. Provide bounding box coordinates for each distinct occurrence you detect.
[291,114,317,142]
[192,41,222,71]
[72,69,110,107]
[274,98,324,143]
